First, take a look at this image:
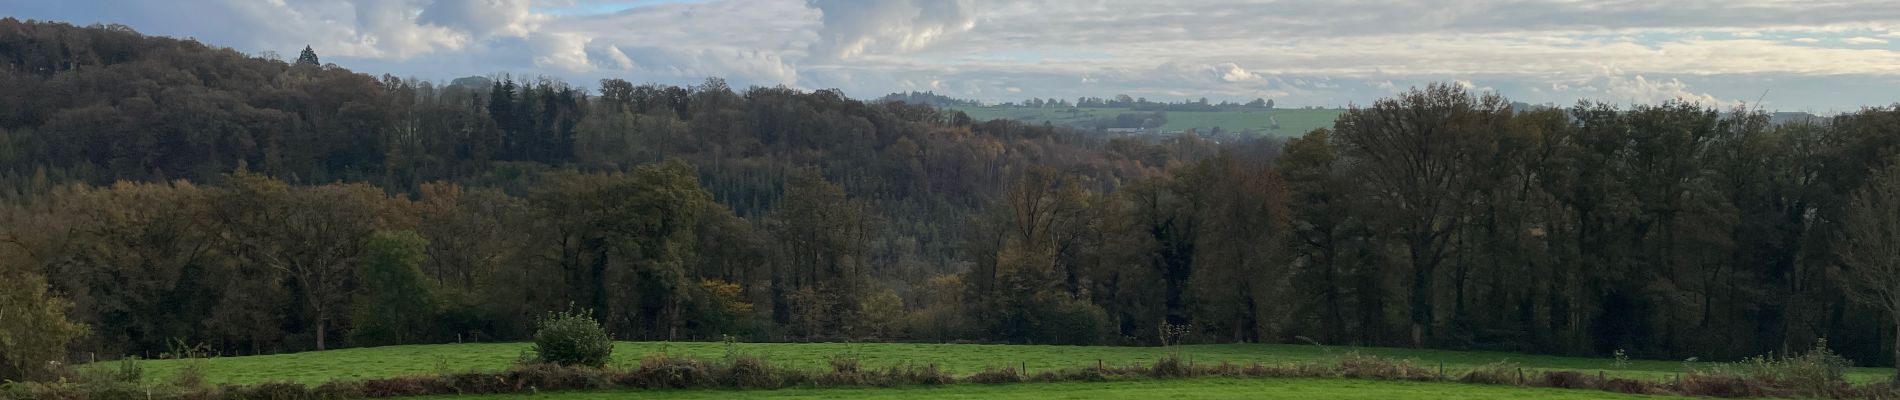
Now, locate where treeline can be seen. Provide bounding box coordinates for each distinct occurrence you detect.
[1072,95,1273,111]
[0,18,1180,363]
[5,19,1900,375]
[878,91,983,108]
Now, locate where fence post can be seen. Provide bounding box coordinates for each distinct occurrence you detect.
[1516,368,1523,385]
[1438,362,1445,381]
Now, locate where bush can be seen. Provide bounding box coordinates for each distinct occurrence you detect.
[623,355,713,389]
[902,363,954,385]
[1458,362,1520,385]
[1600,378,1656,395]
[529,309,613,367]
[1680,374,1768,398]
[0,272,89,383]
[967,366,1022,384]
[1535,371,1589,389]
[443,371,510,394]
[310,380,365,399]
[507,363,611,392]
[222,381,313,400]
[1335,352,1435,381]
[819,353,867,386]
[720,355,781,389]
[1149,354,1190,378]
[1687,339,1853,397]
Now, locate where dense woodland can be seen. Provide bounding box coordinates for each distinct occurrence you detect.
[7,19,1900,379]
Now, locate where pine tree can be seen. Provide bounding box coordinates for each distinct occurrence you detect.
[296,45,320,66]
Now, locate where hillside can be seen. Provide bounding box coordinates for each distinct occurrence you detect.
[9,20,1900,388]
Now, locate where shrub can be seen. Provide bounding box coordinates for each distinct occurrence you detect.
[1535,371,1589,389]
[967,366,1022,384]
[222,381,313,400]
[357,376,437,397]
[507,363,610,392]
[1336,352,1435,381]
[1601,378,1656,395]
[721,355,782,389]
[1149,354,1190,378]
[310,380,365,399]
[819,353,867,386]
[1680,374,1768,398]
[0,272,89,383]
[1458,362,1520,385]
[529,309,613,367]
[171,359,212,392]
[624,355,713,389]
[443,371,510,394]
[1031,367,1107,382]
[904,363,955,385]
[1688,339,1853,397]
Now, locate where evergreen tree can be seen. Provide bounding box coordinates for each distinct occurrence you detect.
[296,45,320,66]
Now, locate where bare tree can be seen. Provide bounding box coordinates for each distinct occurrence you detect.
[1834,158,1900,383]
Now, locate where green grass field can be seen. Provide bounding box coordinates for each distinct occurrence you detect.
[949,106,1345,136]
[426,378,1656,399]
[130,341,1893,386]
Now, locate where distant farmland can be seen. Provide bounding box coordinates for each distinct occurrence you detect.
[949,106,1347,137]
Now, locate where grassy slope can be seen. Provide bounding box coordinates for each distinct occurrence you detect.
[428,378,1655,399]
[949,106,1346,136]
[133,342,1892,386]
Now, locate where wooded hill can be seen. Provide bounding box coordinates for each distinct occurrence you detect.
[6,19,1900,381]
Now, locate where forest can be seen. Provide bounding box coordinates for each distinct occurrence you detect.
[6,19,1900,381]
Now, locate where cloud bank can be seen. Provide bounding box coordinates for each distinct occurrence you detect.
[9,0,1900,110]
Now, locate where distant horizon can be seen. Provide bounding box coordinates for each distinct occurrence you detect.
[5,0,1898,112]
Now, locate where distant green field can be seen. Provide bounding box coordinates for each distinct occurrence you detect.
[129,341,1893,386]
[428,378,1656,400]
[949,106,1346,137]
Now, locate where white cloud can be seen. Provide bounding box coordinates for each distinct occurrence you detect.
[419,0,542,38]
[208,0,555,59]
[1218,63,1260,82]
[528,31,593,72]
[16,0,1900,110]
[1546,68,1733,107]
[810,0,976,59]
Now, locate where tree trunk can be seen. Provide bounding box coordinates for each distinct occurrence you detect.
[1892,317,1900,384]
[1409,242,1435,348]
[314,309,328,351]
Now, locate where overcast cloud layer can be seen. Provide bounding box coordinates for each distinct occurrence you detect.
[8,0,1900,111]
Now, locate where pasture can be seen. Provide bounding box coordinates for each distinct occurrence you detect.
[427,378,1656,399]
[129,341,1893,386]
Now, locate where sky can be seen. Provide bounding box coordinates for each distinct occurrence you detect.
[7,0,1900,111]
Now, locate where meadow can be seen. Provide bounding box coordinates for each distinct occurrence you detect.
[130,341,1893,386]
[427,378,1657,400]
[949,106,1346,136]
